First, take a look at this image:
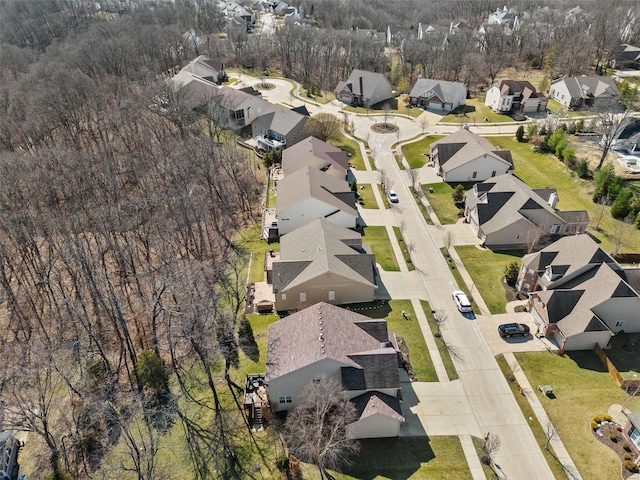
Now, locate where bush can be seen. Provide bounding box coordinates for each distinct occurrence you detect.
[624,442,632,452]
[636,211,640,229]
[609,433,618,442]
[516,125,525,142]
[611,188,634,219]
[624,460,639,473]
[452,184,465,204]
[504,261,520,287]
[575,159,589,179]
[561,147,575,165]
[625,453,632,461]
[593,415,603,423]
[276,456,290,471]
[591,420,599,430]
[603,414,613,422]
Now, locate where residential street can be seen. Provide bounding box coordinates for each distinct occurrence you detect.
[238,76,577,480]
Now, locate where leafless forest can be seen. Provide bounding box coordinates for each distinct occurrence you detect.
[1,0,639,478]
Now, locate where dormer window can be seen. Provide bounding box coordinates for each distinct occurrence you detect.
[544,266,553,281]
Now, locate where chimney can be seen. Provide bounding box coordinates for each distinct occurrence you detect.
[548,191,559,209]
[359,76,364,96]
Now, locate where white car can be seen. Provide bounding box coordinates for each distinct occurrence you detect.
[388,190,399,203]
[452,290,472,313]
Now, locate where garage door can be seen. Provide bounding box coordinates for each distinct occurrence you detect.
[428,101,444,110]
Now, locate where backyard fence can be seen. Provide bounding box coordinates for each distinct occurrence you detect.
[593,344,640,395]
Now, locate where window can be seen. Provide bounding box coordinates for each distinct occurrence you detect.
[564,225,571,233]
[300,292,306,302]
[491,170,496,177]
[615,321,625,328]
[281,293,287,301]
[293,133,296,140]
[472,171,477,179]
[278,395,293,404]
[550,224,561,234]
[630,426,640,449]
[516,234,521,240]
[328,291,335,301]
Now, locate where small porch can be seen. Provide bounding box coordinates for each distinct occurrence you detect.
[244,374,270,431]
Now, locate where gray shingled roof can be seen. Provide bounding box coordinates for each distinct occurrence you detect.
[431,128,513,173]
[409,78,467,104]
[265,302,399,390]
[282,136,349,177]
[335,69,392,100]
[276,166,356,215]
[351,391,404,422]
[272,219,376,293]
[466,175,588,236]
[551,76,619,101]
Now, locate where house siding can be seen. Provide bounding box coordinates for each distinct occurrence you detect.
[275,274,376,311]
[483,218,532,249]
[442,155,512,183]
[562,331,612,351]
[347,413,402,439]
[278,198,356,235]
[593,297,640,333]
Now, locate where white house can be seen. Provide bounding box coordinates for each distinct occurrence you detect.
[429,128,513,182]
[485,79,547,113]
[276,166,357,235]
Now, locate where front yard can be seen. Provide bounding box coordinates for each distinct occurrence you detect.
[401,135,443,170]
[440,98,516,124]
[355,183,379,209]
[361,226,400,271]
[343,95,424,118]
[487,136,640,253]
[421,182,465,225]
[516,351,640,480]
[454,246,524,314]
[331,133,366,170]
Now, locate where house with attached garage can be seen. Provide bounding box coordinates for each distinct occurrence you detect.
[464,174,589,250]
[548,76,619,109]
[265,302,404,438]
[335,69,393,108]
[276,166,357,235]
[282,136,350,179]
[270,219,377,311]
[518,235,640,351]
[485,79,547,113]
[408,78,467,112]
[429,128,513,182]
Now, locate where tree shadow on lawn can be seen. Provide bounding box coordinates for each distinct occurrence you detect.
[342,300,393,319]
[449,105,476,117]
[339,437,435,480]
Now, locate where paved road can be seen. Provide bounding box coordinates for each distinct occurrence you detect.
[230,77,566,479]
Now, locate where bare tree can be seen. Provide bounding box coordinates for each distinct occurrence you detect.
[284,377,359,479]
[407,167,420,190]
[480,431,501,466]
[543,418,558,451]
[592,195,610,231]
[524,223,544,254]
[378,169,393,197]
[611,221,634,256]
[304,113,342,142]
[433,309,447,337]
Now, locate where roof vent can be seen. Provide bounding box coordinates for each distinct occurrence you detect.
[319,334,324,341]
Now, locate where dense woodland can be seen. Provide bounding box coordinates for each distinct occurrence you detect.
[1,0,640,478]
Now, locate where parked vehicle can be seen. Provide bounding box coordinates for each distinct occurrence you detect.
[498,323,530,338]
[388,189,399,203]
[452,290,472,313]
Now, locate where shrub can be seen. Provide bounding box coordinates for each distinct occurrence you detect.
[561,147,575,165]
[452,184,466,204]
[593,415,603,423]
[575,118,585,133]
[591,420,599,430]
[611,188,633,219]
[276,456,290,471]
[504,261,520,286]
[624,460,639,473]
[516,125,525,142]
[625,453,632,461]
[624,442,632,452]
[636,211,640,229]
[575,159,589,179]
[609,433,618,442]
[603,414,613,422]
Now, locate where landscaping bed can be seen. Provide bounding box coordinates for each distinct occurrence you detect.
[590,416,640,479]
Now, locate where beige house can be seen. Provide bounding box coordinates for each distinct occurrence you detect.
[519,235,640,351]
[430,128,513,182]
[408,78,467,112]
[276,166,357,235]
[266,302,404,438]
[282,136,350,179]
[270,219,377,311]
[549,76,619,109]
[334,69,393,108]
[464,175,589,250]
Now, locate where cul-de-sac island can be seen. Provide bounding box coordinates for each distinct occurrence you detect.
[1,1,640,479]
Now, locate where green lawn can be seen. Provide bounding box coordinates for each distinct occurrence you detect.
[411,187,434,225]
[393,226,416,271]
[441,98,516,124]
[545,98,593,117]
[331,133,366,170]
[361,226,400,271]
[495,355,567,479]
[355,183,379,209]
[487,136,640,253]
[344,300,436,382]
[421,182,464,225]
[454,246,523,314]
[236,224,278,284]
[516,351,640,480]
[401,135,443,170]
[328,436,471,480]
[440,247,480,315]
[267,176,276,208]
[421,300,458,381]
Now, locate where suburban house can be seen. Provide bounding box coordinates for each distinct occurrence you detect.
[464,174,589,249]
[335,69,393,108]
[215,86,309,148]
[548,76,620,109]
[484,79,547,113]
[270,219,377,311]
[180,55,227,85]
[282,136,350,179]
[386,26,412,46]
[0,431,19,480]
[276,166,357,235]
[518,235,640,351]
[168,56,227,110]
[615,44,640,69]
[417,22,437,39]
[625,410,640,452]
[409,78,467,112]
[487,6,521,27]
[353,27,386,43]
[265,302,404,438]
[429,128,513,182]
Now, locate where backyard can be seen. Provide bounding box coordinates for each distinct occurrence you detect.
[487,136,640,253]
[331,133,367,170]
[516,351,640,480]
[454,246,524,314]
